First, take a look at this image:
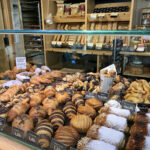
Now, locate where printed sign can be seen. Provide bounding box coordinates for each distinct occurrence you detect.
[122,100,136,113]
[0,117,6,126]
[97,92,108,103]
[50,138,67,150]
[16,57,26,69]
[26,131,39,145]
[138,103,150,112]
[12,127,24,139]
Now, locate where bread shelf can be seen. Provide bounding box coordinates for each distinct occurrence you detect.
[120,51,150,56]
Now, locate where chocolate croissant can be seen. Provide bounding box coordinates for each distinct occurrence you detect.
[44,86,56,98]
[70,114,92,133]
[54,126,80,147]
[134,112,150,123]
[55,91,70,103]
[63,101,76,119]
[35,120,53,149]
[49,109,65,130]
[72,93,84,108]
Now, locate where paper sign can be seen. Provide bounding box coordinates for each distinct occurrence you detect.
[90,13,97,20]
[16,57,26,69]
[96,43,103,49]
[98,13,105,18]
[57,41,62,46]
[52,41,57,45]
[12,127,24,139]
[110,13,118,17]
[87,43,94,47]
[26,131,39,145]
[138,103,150,112]
[122,100,136,113]
[68,42,74,46]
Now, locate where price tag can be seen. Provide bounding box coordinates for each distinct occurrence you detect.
[16,57,26,70]
[90,13,97,20]
[57,41,62,46]
[50,138,68,150]
[12,127,24,139]
[122,100,136,113]
[85,92,97,99]
[138,103,150,112]
[136,47,145,52]
[68,42,74,46]
[70,148,77,150]
[97,92,108,103]
[98,13,105,18]
[26,131,39,145]
[96,43,103,49]
[0,117,6,126]
[87,43,94,47]
[52,41,57,45]
[110,13,118,17]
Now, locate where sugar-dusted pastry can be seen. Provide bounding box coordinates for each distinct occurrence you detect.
[55,126,80,147]
[126,134,150,150]
[55,91,70,103]
[99,106,131,119]
[94,113,127,132]
[63,101,76,119]
[77,137,117,150]
[42,97,58,115]
[44,86,56,98]
[30,93,45,107]
[87,124,125,148]
[77,105,96,118]
[72,93,84,108]
[35,120,53,149]
[7,102,30,122]
[49,109,65,129]
[104,100,121,108]
[70,114,92,133]
[85,98,103,110]
[12,114,34,134]
[134,112,150,123]
[130,122,150,136]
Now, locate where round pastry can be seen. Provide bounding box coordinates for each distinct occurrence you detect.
[85,98,103,110]
[63,101,77,119]
[55,91,70,103]
[35,119,53,149]
[70,114,92,133]
[12,114,34,134]
[54,126,80,147]
[44,86,56,98]
[77,105,96,118]
[72,93,84,108]
[49,109,65,130]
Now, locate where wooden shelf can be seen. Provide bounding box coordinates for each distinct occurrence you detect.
[120,51,150,56]
[45,48,112,56]
[53,15,85,23]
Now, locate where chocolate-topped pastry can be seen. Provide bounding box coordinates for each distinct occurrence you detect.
[55,91,70,104]
[72,93,84,108]
[26,84,45,93]
[49,109,65,130]
[63,101,77,119]
[35,119,53,149]
[12,114,34,134]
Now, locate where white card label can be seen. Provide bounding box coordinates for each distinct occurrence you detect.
[96,43,103,48]
[52,41,57,45]
[57,41,62,46]
[110,13,118,17]
[16,57,26,69]
[87,43,94,47]
[68,42,74,46]
[90,14,97,20]
[98,13,105,18]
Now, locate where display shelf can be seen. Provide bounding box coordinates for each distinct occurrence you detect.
[45,48,112,56]
[120,51,150,56]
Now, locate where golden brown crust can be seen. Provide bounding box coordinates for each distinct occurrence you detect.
[55,91,70,104]
[77,137,91,150]
[94,113,107,126]
[134,112,149,123]
[44,86,56,98]
[72,93,84,108]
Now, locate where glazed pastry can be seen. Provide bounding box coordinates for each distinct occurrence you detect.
[30,93,45,107]
[35,120,53,149]
[87,124,125,148]
[104,100,121,108]
[63,101,76,119]
[72,93,84,108]
[55,91,70,103]
[77,137,117,150]
[70,114,92,133]
[7,102,30,122]
[85,98,103,110]
[42,97,58,115]
[26,84,45,93]
[126,134,150,150]
[134,112,150,123]
[12,114,34,134]
[54,126,80,147]
[77,105,96,118]
[49,109,65,129]
[94,113,127,132]
[99,106,131,119]
[44,86,56,98]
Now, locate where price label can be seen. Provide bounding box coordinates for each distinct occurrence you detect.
[68,42,74,46]
[110,13,118,17]
[96,43,103,48]
[52,41,57,45]
[26,131,39,145]
[90,13,97,20]
[85,92,97,99]
[0,117,6,126]
[57,41,62,46]
[87,43,94,47]
[12,127,24,139]
[122,100,136,113]
[138,103,150,112]
[16,57,26,70]
[98,13,105,18]
[97,92,108,103]
[50,138,68,150]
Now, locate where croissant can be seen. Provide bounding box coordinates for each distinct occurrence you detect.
[55,91,70,103]
[72,93,84,108]
[26,84,45,93]
[35,120,53,149]
[134,112,150,123]
[87,124,125,148]
[77,105,96,118]
[7,102,30,122]
[49,109,65,130]
[63,101,76,119]
[70,114,92,133]
[55,126,80,147]
[94,113,127,132]
[20,82,30,92]
[44,86,56,98]
[85,98,103,110]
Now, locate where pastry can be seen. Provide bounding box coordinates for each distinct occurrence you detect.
[94,113,127,132]
[63,101,76,119]
[104,100,121,108]
[49,109,65,130]
[55,91,70,103]
[72,93,84,108]
[44,86,56,98]
[35,120,53,149]
[77,105,96,118]
[134,112,150,123]
[77,137,117,150]
[7,102,30,122]
[87,124,125,148]
[12,114,34,134]
[26,84,45,93]
[54,126,80,147]
[85,98,103,110]
[70,114,92,133]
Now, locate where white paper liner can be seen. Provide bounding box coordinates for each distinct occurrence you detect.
[105,100,121,108]
[98,126,124,147]
[144,136,150,150]
[16,74,30,81]
[3,80,22,87]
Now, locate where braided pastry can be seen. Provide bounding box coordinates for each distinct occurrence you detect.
[72,93,84,108]
[55,91,70,103]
